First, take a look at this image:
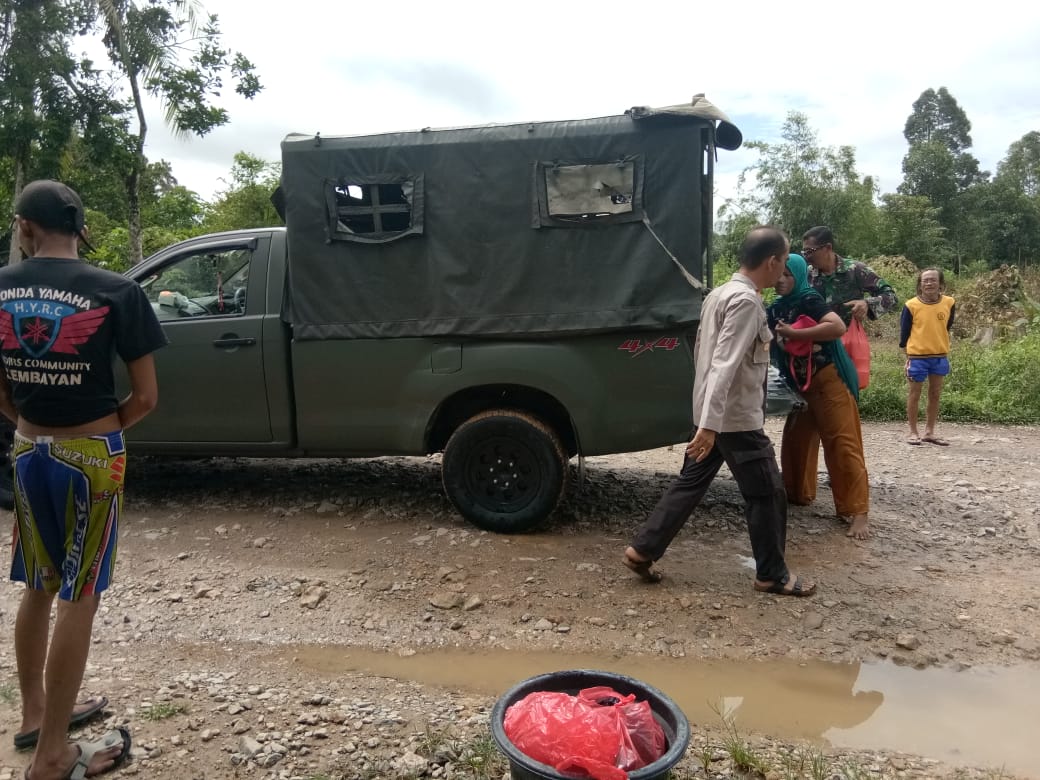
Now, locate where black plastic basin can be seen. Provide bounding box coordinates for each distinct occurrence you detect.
[490,669,691,780]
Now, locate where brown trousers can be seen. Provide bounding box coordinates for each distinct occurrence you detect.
[781,363,869,516]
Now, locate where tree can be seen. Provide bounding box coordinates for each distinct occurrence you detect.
[94,0,262,263]
[962,181,1040,268]
[903,87,973,153]
[0,0,97,262]
[900,88,986,202]
[899,140,959,212]
[996,131,1040,198]
[202,152,281,233]
[721,112,879,256]
[899,88,990,269]
[876,194,950,267]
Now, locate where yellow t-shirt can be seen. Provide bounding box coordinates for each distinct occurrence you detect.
[903,295,955,357]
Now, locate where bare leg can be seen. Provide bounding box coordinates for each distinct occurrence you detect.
[906,380,924,439]
[29,596,123,780]
[16,588,54,738]
[924,374,945,438]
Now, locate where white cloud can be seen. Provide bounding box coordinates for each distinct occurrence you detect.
[132,0,1040,218]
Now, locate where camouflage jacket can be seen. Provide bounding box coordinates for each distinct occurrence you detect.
[808,256,898,325]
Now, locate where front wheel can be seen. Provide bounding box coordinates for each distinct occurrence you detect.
[442,409,568,534]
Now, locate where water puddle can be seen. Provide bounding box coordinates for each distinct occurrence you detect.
[283,645,1036,775]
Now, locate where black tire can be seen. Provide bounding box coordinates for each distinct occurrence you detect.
[0,420,13,511]
[442,409,568,534]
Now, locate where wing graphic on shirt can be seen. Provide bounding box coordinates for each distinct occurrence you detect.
[49,305,110,355]
[0,310,17,349]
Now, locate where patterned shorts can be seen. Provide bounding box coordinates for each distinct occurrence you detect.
[10,431,126,600]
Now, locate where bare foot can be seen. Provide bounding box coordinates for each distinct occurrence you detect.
[846,513,870,540]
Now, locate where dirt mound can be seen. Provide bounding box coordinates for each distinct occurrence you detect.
[864,254,919,279]
[952,264,1038,340]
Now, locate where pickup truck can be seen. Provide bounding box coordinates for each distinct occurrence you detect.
[0,100,802,528]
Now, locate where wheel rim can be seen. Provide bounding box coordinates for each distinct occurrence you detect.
[463,436,541,514]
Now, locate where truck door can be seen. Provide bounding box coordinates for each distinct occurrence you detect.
[126,236,273,443]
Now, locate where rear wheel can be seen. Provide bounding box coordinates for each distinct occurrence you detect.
[442,409,568,534]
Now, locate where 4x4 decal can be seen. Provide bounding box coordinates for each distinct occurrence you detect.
[617,336,679,357]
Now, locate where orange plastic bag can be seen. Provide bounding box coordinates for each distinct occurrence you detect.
[842,318,871,389]
[503,686,666,780]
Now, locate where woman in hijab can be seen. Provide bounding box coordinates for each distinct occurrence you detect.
[768,254,871,540]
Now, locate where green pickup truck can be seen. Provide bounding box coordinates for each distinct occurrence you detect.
[0,99,801,529]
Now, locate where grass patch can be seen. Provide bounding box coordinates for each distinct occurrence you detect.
[140,701,187,721]
[0,682,18,706]
[455,732,508,780]
[859,334,1040,424]
[710,702,771,776]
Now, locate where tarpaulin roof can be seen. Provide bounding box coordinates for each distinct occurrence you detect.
[280,97,741,340]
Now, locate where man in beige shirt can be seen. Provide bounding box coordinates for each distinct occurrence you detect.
[623,226,816,597]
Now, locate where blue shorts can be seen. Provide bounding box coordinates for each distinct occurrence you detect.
[906,356,950,383]
[10,431,126,601]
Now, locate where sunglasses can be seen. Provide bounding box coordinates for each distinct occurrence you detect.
[802,243,829,257]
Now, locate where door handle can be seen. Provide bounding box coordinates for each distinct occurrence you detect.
[212,337,256,348]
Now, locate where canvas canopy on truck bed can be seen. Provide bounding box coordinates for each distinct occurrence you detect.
[279,97,742,340]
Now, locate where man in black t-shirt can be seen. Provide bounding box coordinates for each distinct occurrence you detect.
[0,180,166,779]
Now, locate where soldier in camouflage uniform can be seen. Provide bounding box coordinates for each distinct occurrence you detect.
[801,226,898,325]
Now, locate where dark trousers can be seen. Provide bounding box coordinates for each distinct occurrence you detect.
[630,428,789,583]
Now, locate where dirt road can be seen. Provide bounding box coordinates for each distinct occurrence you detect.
[0,419,1037,779]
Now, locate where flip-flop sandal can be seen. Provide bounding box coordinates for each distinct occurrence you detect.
[922,436,950,446]
[24,726,131,780]
[14,696,109,750]
[907,435,922,445]
[754,574,817,597]
[623,553,663,584]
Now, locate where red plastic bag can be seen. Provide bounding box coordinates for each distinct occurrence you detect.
[503,686,667,780]
[842,318,871,389]
[781,314,818,391]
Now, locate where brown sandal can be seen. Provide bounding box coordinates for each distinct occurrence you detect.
[623,552,663,584]
[754,574,817,597]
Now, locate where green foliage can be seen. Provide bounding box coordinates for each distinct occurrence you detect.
[877,194,951,267]
[997,131,1040,198]
[721,112,879,258]
[202,152,281,233]
[140,701,186,721]
[969,181,1040,268]
[903,87,973,153]
[859,334,1040,424]
[455,732,507,779]
[0,681,17,705]
[900,140,959,210]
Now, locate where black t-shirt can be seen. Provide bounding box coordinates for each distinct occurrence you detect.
[0,257,168,427]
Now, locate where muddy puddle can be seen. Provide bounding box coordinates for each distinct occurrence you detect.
[284,646,1035,775]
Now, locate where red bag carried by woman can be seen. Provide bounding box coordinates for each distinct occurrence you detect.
[842,318,871,390]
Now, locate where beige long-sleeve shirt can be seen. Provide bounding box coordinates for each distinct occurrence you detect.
[692,274,772,432]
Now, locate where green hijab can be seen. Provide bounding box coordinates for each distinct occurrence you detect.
[776,253,816,306]
[776,254,860,402]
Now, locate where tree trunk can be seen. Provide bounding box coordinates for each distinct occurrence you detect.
[126,167,142,264]
[10,156,26,265]
[101,0,148,264]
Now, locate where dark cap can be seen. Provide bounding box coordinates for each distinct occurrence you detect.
[15,180,86,235]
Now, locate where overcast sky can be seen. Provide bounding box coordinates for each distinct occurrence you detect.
[128,0,1040,217]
